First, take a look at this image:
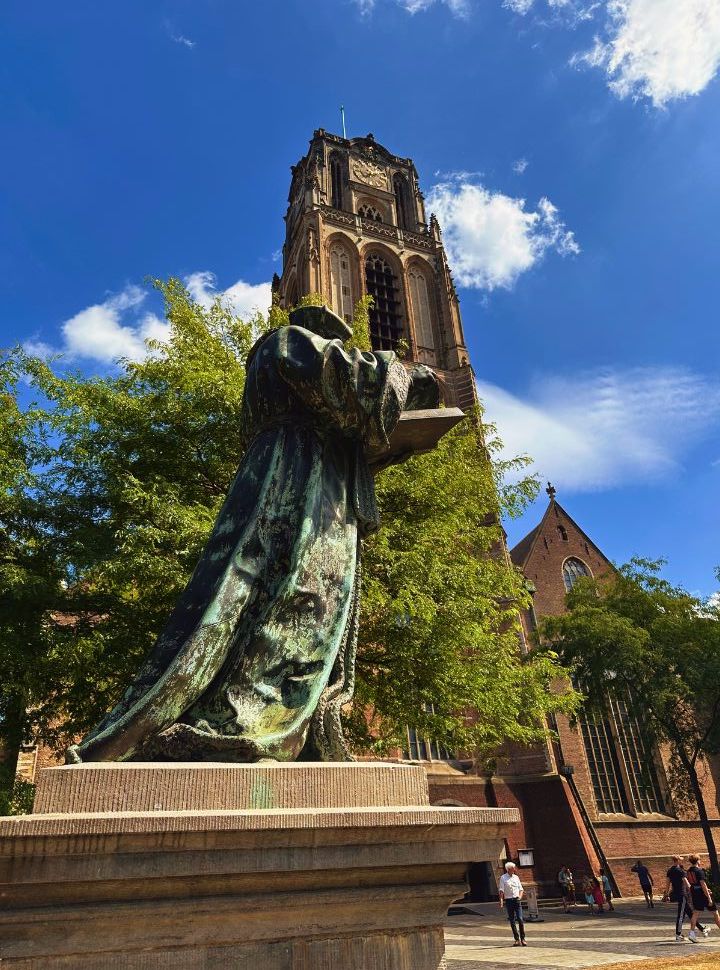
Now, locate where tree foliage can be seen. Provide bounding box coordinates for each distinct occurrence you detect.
[542,559,720,879]
[0,280,576,799]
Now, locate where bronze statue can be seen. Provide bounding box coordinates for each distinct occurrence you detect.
[68,306,458,764]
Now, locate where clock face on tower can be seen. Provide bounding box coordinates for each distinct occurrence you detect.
[351,157,387,190]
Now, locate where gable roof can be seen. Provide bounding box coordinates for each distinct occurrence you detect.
[510,499,612,570]
[509,524,541,568]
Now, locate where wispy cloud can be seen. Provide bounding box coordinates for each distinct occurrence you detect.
[164,20,196,48]
[479,366,720,491]
[171,33,196,49]
[356,0,470,16]
[513,157,529,174]
[26,274,271,366]
[426,175,579,290]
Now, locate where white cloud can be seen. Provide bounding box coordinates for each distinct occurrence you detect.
[184,272,272,319]
[578,0,720,107]
[59,286,170,364]
[504,0,720,106]
[479,366,720,491]
[513,157,529,174]
[426,177,579,290]
[28,273,272,366]
[170,33,196,48]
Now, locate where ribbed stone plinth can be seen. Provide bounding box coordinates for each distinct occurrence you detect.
[32,760,430,813]
[0,763,519,970]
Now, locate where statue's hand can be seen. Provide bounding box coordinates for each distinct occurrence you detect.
[405,365,441,410]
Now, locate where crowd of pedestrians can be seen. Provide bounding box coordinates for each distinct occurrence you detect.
[496,853,719,947]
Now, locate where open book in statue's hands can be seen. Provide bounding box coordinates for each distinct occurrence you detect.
[368,407,465,470]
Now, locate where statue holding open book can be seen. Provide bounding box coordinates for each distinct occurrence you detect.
[68,305,462,765]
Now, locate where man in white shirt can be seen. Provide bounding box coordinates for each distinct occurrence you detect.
[498,861,527,946]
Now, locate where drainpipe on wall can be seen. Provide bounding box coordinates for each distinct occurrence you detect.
[559,765,621,898]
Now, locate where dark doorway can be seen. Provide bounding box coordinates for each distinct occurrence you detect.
[467,862,498,902]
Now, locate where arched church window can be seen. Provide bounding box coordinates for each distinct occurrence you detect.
[563,557,591,592]
[329,244,355,323]
[285,275,299,309]
[358,204,382,222]
[365,253,402,351]
[558,525,568,542]
[407,266,435,352]
[330,152,344,210]
[393,173,411,230]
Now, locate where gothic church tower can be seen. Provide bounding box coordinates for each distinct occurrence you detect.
[274,129,477,410]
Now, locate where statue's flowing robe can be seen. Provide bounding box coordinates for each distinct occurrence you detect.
[69,325,412,763]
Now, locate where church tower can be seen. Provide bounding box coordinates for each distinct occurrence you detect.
[274,129,477,410]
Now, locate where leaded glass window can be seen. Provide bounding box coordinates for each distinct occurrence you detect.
[365,253,402,351]
[403,703,452,761]
[563,557,590,592]
[579,710,629,813]
[610,692,666,813]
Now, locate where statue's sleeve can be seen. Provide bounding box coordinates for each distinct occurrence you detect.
[277,325,410,449]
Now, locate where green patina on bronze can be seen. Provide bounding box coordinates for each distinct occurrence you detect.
[67,306,442,764]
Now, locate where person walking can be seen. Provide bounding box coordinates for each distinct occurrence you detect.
[687,854,717,943]
[558,866,576,912]
[601,870,615,911]
[499,861,527,947]
[664,855,707,942]
[631,861,654,907]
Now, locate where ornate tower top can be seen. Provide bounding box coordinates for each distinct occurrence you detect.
[275,129,476,410]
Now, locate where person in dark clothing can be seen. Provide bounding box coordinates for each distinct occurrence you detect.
[687,854,718,942]
[665,856,707,942]
[631,861,654,907]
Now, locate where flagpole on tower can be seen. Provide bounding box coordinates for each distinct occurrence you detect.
[340,105,347,139]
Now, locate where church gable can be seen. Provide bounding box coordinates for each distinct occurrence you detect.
[512,490,614,618]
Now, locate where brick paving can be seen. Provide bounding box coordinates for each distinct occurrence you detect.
[443,898,720,969]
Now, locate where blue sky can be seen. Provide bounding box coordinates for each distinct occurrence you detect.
[2,0,719,595]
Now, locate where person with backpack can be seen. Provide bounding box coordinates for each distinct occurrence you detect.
[664,855,708,942]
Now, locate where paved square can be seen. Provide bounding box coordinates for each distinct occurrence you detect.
[444,898,720,969]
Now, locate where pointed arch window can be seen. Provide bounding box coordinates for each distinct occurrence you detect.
[285,274,299,309]
[330,152,344,210]
[329,244,355,323]
[407,266,435,353]
[394,173,411,230]
[563,557,590,592]
[365,253,402,351]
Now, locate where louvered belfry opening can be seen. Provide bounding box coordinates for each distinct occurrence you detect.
[365,253,402,351]
[330,153,344,210]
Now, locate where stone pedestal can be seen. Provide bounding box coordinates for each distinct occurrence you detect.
[0,762,518,969]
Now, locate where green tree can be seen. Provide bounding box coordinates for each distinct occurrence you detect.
[0,280,576,803]
[542,559,720,881]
